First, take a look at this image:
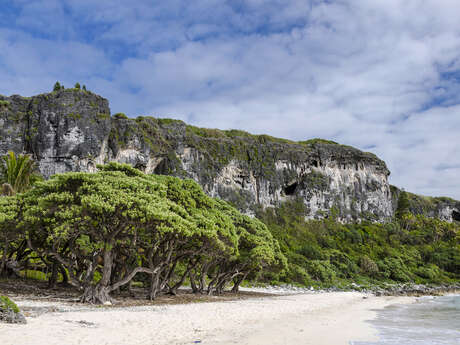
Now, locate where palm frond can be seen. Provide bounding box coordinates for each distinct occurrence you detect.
[0,151,42,195]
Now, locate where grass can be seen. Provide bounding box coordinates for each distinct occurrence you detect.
[298,138,338,146]
[19,269,63,282]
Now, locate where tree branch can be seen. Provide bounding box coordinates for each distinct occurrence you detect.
[109,266,158,292]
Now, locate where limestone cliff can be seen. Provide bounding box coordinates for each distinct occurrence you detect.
[0,89,457,222]
[391,186,460,222]
[0,90,110,177]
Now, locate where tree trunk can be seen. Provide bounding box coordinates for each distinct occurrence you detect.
[127,280,135,297]
[199,263,211,292]
[149,271,161,300]
[215,276,231,294]
[168,266,191,295]
[0,242,7,277]
[100,249,113,287]
[79,285,112,304]
[189,271,199,293]
[207,270,223,295]
[5,259,21,278]
[231,272,248,293]
[207,280,216,295]
[79,246,114,304]
[47,262,58,289]
[60,265,69,286]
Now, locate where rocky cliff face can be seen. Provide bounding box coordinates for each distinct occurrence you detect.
[390,186,460,222]
[0,90,110,177]
[0,89,457,222]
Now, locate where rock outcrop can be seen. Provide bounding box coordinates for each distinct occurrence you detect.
[391,186,460,222]
[0,90,110,178]
[0,89,458,222]
[0,296,26,324]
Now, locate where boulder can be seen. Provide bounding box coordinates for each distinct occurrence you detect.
[0,296,26,324]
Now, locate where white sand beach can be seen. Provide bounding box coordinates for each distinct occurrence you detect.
[0,292,413,345]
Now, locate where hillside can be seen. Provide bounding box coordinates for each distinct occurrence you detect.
[0,88,458,222]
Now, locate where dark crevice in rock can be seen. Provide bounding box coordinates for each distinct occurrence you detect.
[284,182,298,196]
[153,157,168,175]
[134,162,146,171]
[452,210,460,222]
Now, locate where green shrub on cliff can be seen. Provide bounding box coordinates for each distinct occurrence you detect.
[396,190,410,219]
[113,112,128,120]
[53,81,61,92]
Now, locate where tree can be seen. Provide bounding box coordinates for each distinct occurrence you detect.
[20,164,237,303]
[212,200,286,293]
[82,85,87,91]
[396,190,410,220]
[9,163,284,303]
[105,169,240,299]
[53,81,61,92]
[22,168,170,303]
[0,196,20,277]
[0,151,42,196]
[74,82,81,89]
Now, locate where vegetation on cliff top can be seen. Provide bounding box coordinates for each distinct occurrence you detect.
[108,113,386,195]
[134,115,365,151]
[391,186,460,221]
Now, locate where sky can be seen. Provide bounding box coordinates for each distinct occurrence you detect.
[1,0,459,199]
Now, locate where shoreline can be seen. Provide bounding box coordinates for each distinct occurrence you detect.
[238,282,460,297]
[0,292,415,345]
[202,293,415,345]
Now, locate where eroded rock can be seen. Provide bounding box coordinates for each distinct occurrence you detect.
[1,90,458,222]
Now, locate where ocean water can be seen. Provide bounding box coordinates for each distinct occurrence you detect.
[352,295,460,345]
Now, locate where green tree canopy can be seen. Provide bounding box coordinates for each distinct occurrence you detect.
[0,195,20,276]
[9,162,282,303]
[53,81,61,91]
[396,190,410,219]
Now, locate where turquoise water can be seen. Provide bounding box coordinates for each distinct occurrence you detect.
[353,295,460,345]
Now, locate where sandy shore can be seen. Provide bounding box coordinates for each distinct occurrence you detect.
[0,292,413,345]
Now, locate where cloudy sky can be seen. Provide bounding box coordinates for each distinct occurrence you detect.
[1,0,459,199]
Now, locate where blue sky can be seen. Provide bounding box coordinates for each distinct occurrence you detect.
[1,0,460,199]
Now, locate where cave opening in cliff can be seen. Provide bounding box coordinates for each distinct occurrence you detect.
[284,182,298,196]
[135,162,146,171]
[452,210,460,222]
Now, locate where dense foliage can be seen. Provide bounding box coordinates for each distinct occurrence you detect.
[256,199,460,288]
[1,153,458,303]
[0,163,284,303]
